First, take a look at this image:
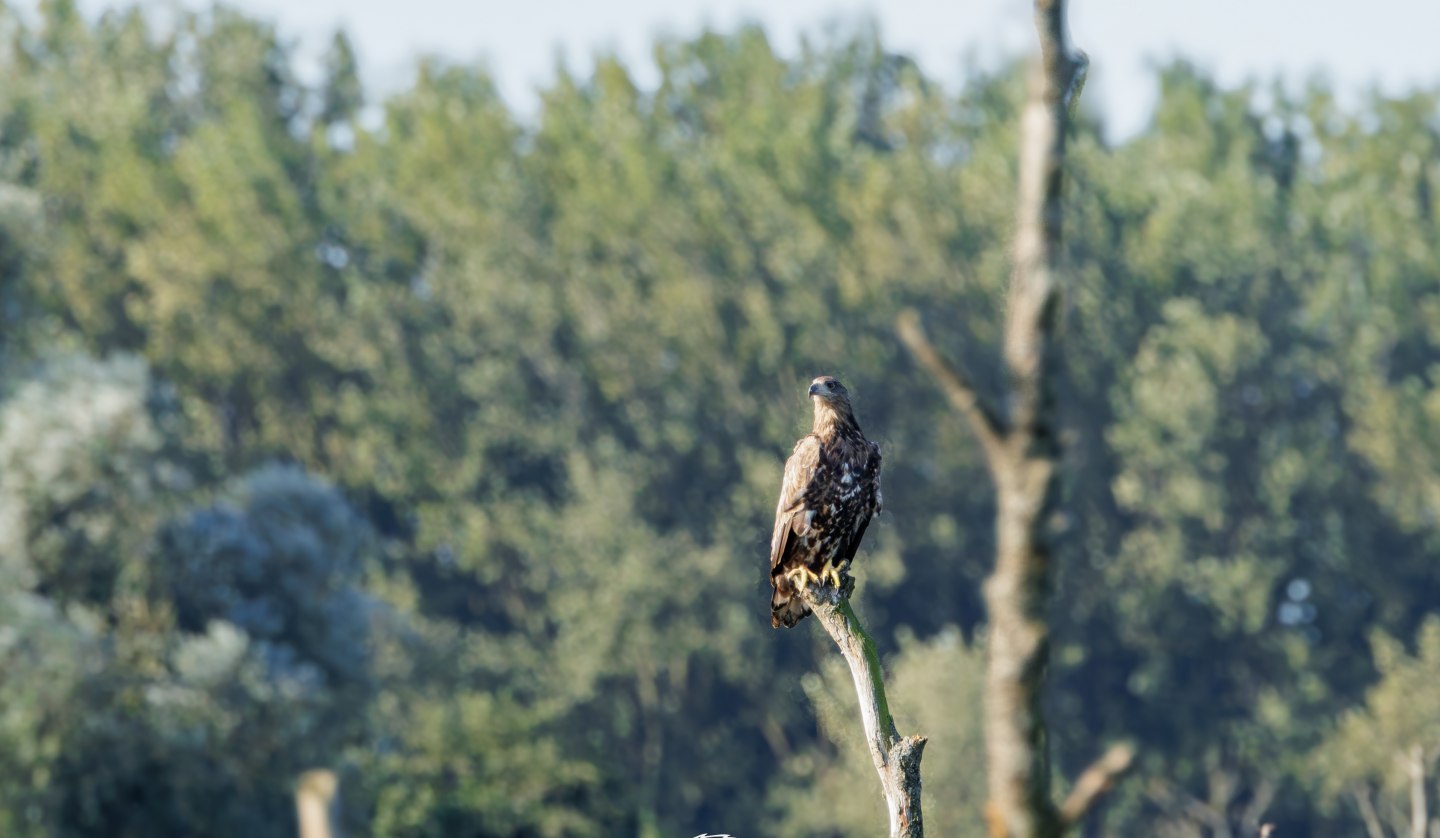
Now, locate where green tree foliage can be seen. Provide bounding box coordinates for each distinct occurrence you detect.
[0,355,379,835]
[1314,618,1440,835]
[1,2,1438,835]
[0,352,163,604]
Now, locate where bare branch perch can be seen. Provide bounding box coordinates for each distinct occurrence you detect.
[806,587,927,838]
[1058,743,1136,827]
[897,308,1006,469]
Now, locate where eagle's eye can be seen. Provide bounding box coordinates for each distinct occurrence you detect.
[827,380,838,390]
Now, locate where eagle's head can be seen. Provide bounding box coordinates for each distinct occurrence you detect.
[808,375,851,407]
[807,375,859,434]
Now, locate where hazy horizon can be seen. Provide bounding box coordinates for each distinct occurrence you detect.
[20,0,1440,140]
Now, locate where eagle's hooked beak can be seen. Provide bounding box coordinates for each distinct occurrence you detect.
[808,382,822,396]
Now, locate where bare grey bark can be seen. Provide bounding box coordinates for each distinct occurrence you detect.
[1353,785,1387,838]
[1058,743,1137,825]
[805,587,927,838]
[897,1,1132,836]
[1239,778,1277,836]
[1145,780,1231,838]
[1144,771,1272,838]
[296,769,339,838]
[1408,745,1427,838]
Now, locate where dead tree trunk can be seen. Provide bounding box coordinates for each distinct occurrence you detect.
[897,1,1133,836]
[296,769,340,838]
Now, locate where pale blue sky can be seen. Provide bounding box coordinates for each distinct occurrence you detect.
[58,0,1440,138]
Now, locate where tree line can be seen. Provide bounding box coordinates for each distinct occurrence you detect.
[1,1,1438,834]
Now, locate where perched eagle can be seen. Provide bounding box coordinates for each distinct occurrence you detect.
[769,376,883,628]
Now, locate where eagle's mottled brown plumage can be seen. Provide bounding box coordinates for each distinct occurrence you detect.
[769,376,882,628]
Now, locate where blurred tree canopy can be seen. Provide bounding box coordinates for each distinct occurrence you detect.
[0,1,1438,835]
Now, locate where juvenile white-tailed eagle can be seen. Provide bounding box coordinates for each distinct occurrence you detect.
[769,376,882,628]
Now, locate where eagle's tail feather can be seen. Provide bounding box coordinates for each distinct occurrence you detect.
[770,579,811,628]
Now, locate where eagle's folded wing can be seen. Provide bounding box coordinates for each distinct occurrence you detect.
[769,435,820,575]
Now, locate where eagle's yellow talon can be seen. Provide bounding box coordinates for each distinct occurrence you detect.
[788,566,823,590]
